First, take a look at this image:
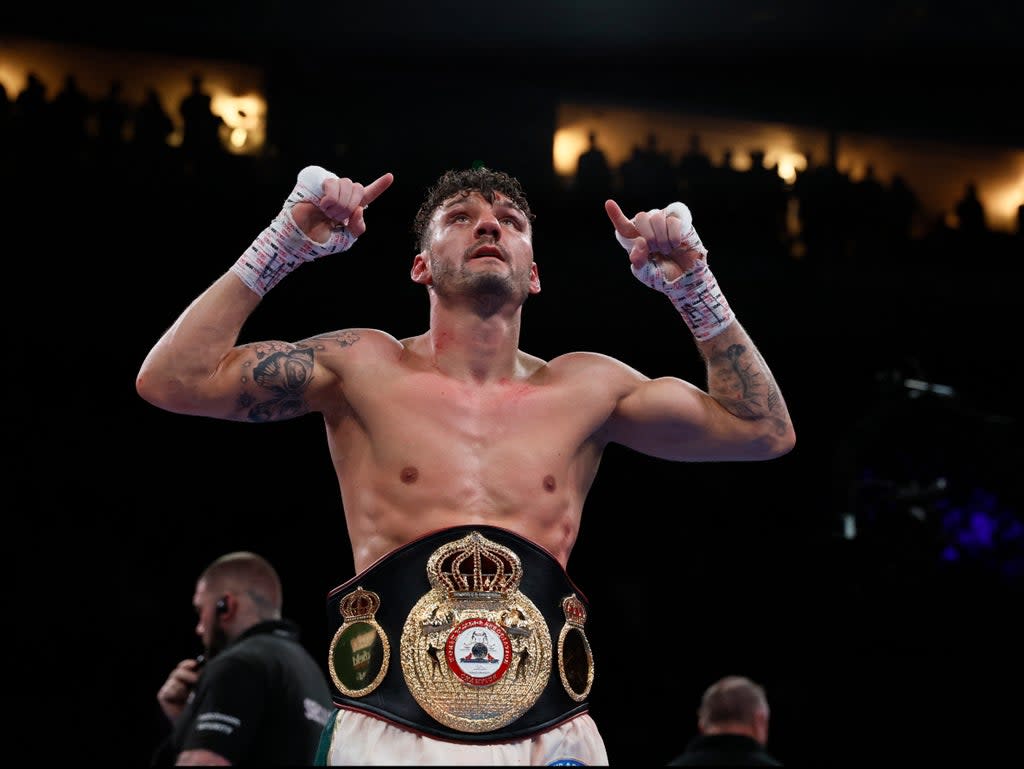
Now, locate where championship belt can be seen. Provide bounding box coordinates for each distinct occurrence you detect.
[325,525,594,742]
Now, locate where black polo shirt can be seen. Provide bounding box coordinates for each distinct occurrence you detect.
[165,620,333,766]
[667,733,783,766]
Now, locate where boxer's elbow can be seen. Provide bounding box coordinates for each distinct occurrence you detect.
[757,421,796,460]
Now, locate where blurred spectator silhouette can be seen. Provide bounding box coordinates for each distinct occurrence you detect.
[677,132,714,208]
[132,86,175,168]
[678,132,714,182]
[51,74,91,161]
[667,675,782,766]
[954,181,986,235]
[620,131,676,213]
[739,148,789,257]
[921,212,957,259]
[179,73,226,172]
[0,81,10,148]
[573,129,613,209]
[698,147,743,250]
[849,163,888,257]
[95,79,130,159]
[792,145,852,267]
[885,173,921,247]
[12,72,49,156]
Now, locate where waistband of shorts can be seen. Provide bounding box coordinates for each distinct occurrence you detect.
[325,524,593,743]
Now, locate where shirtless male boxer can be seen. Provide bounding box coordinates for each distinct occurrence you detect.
[136,164,795,765]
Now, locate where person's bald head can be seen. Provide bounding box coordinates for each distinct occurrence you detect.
[697,675,771,745]
[199,551,282,620]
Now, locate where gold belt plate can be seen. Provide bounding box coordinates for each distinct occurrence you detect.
[329,587,391,697]
[400,531,552,733]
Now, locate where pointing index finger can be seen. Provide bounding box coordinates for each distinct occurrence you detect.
[604,199,640,239]
[360,172,395,207]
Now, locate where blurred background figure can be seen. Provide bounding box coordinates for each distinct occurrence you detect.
[667,675,782,766]
[150,551,333,767]
[574,128,613,208]
[178,72,226,173]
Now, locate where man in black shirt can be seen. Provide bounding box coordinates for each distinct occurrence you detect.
[152,551,333,766]
[667,675,782,766]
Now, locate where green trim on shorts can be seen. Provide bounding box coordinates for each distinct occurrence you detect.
[314,708,339,766]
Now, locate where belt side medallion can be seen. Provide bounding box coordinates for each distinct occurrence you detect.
[400,531,552,733]
[329,586,390,697]
[557,594,594,701]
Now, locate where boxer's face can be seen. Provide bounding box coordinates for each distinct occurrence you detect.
[413,191,540,304]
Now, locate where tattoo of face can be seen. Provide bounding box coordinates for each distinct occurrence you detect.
[239,346,315,422]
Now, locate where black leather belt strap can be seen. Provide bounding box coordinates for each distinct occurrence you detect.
[325,524,592,742]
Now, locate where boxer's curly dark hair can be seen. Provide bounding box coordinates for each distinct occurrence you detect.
[413,167,535,250]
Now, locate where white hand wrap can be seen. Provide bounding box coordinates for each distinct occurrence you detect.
[230,166,357,297]
[617,202,734,342]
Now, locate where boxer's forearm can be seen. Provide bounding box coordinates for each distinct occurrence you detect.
[698,320,792,435]
[137,272,259,405]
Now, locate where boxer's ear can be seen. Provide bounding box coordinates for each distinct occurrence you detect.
[411,252,432,285]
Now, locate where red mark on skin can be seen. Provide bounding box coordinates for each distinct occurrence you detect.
[543,475,556,492]
[498,379,537,402]
[401,467,419,484]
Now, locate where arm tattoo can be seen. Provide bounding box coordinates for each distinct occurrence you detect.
[298,330,361,350]
[233,332,361,422]
[708,343,786,431]
[236,343,314,422]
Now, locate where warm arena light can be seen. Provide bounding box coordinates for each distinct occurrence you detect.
[0,62,27,96]
[553,127,591,177]
[774,153,807,184]
[985,162,1024,229]
[211,93,267,154]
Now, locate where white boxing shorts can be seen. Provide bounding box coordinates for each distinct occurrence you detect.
[318,708,609,766]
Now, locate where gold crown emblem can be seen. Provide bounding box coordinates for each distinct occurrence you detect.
[426,531,524,600]
[561,594,587,627]
[339,586,380,620]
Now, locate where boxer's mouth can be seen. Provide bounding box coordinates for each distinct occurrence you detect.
[469,245,505,261]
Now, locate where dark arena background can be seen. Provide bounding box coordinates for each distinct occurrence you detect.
[7,2,1022,766]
